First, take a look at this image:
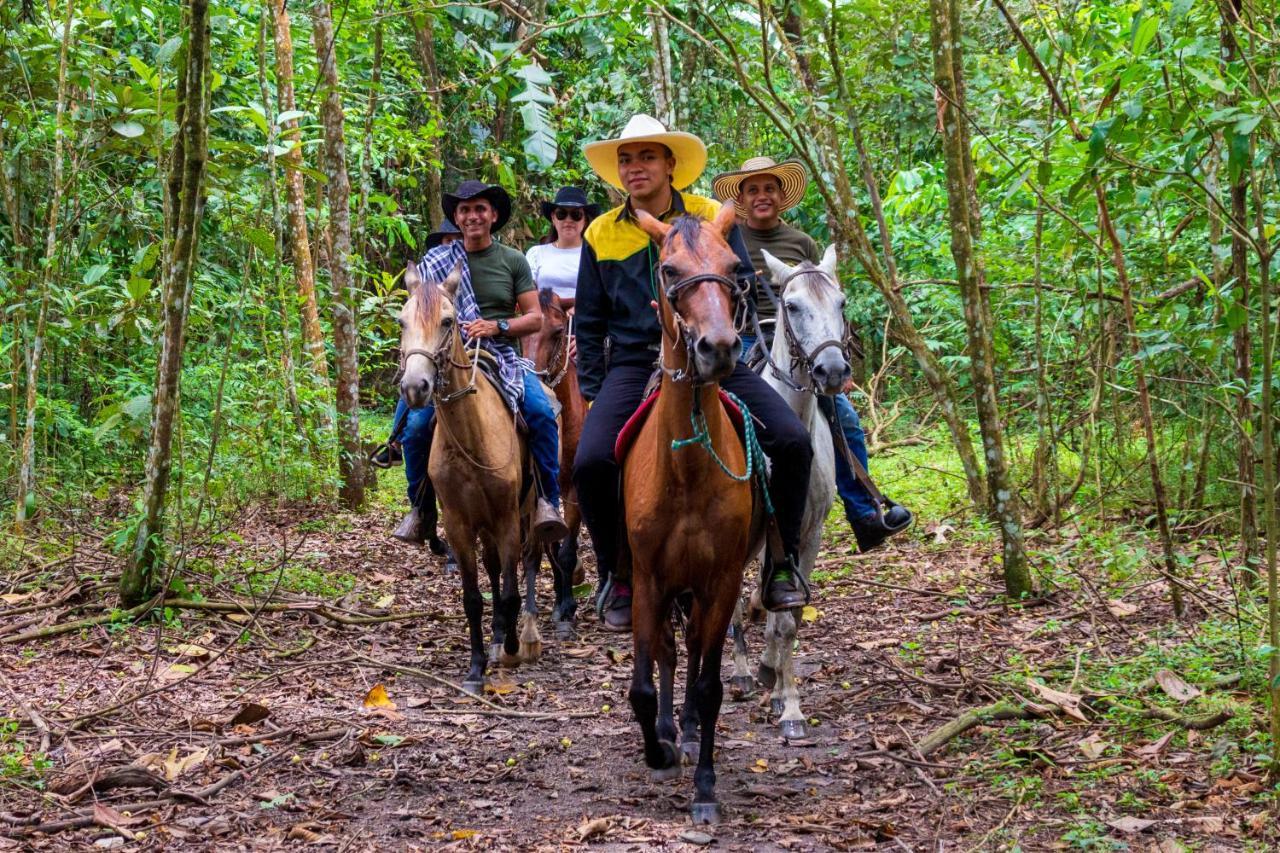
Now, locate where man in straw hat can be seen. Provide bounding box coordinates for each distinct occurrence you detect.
[399,180,568,546]
[713,156,913,552]
[573,115,815,631]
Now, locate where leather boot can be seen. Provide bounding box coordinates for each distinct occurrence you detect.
[763,553,808,611]
[600,582,632,632]
[848,500,913,552]
[534,498,569,543]
[393,507,426,544]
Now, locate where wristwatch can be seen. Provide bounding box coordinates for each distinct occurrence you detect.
[497,319,510,335]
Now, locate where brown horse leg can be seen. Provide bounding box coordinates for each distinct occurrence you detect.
[456,544,487,694]
[689,621,727,825]
[679,622,703,763]
[629,577,679,776]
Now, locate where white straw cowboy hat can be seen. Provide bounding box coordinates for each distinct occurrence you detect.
[711,156,809,218]
[583,113,708,192]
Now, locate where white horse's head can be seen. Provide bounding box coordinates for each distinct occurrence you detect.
[398,260,461,408]
[761,246,851,395]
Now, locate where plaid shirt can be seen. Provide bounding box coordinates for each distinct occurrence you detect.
[418,241,525,410]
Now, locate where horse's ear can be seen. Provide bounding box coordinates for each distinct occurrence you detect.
[818,244,838,279]
[404,260,423,294]
[761,249,794,290]
[442,260,463,298]
[713,201,738,238]
[635,209,670,245]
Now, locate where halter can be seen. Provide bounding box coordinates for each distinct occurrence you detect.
[659,271,750,383]
[759,267,848,394]
[534,312,574,388]
[398,307,481,405]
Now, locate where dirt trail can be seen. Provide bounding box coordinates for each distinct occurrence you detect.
[0,502,1267,850]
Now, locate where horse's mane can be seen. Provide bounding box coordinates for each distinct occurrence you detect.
[668,214,705,258]
[413,271,443,329]
[789,260,841,306]
[537,286,562,315]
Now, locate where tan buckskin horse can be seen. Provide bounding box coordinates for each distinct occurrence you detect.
[527,288,584,635]
[399,261,542,692]
[623,205,761,825]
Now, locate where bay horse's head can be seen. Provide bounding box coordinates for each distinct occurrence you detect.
[529,288,571,383]
[398,260,462,408]
[636,204,744,383]
[761,246,851,395]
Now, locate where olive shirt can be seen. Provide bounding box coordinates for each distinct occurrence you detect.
[466,241,535,346]
[741,221,821,322]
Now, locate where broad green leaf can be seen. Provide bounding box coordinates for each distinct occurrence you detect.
[243,226,276,258]
[126,276,151,302]
[83,263,111,285]
[156,36,182,66]
[1228,131,1250,184]
[276,109,308,124]
[1131,16,1158,56]
[127,55,154,84]
[111,121,146,138]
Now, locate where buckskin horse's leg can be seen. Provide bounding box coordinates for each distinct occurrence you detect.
[518,545,543,661]
[482,541,506,665]
[629,574,679,777]
[728,597,756,700]
[498,529,524,668]
[456,542,487,695]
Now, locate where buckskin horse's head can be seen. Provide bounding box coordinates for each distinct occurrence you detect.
[636,203,743,384]
[398,260,461,408]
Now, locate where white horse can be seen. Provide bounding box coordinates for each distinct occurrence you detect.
[730,246,848,740]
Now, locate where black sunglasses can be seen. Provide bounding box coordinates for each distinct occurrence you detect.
[554,208,584,221]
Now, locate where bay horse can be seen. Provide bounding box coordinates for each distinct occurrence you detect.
[623,204,760,825]
[398,261,542,692]
[526,288,584,636]
[729,247,847,741]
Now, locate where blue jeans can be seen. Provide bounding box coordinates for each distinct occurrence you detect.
[832,394,878,520]
[398,369,561,508]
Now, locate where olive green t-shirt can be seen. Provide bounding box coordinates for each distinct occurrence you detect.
[741,221,821,322]
[467,241,535,345]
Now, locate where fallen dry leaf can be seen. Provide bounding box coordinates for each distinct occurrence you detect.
[227,702,270,727]
[362,683,396,710]
[165,643,211,659]
[92,803,141,839]
[1078,734,1109,760]
[1106,599,1138,618]
[1105,816,1155,834]
[161,746,209,781]
[1135,730,1176,760]
[1153,669,1201,703]
[800,605,819,623]
[1025,678,1089,722]
[576,816,613,841]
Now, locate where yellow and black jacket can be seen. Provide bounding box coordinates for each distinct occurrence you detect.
[574,189,755,400]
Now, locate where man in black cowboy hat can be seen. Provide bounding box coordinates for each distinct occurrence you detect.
[713,156,913,552]
[396,180,567,545]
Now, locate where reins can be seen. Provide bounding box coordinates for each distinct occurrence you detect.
[754,267,847,394]
[534,312,574,388]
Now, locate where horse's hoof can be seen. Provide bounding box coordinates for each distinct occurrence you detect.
[499,650,522,669]
[730,675,756,700]
[553,620,575,641]
[780,718,809,741]
[770,697,785,716]
[756,664,777,690]
[680,738,700,764]
[462,679,484,696]
[428,536,449,557]
[651,764,681,782]
[690,802,722,825]
[518,641,542,662]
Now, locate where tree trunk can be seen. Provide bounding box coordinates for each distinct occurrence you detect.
[930,0,1031,597]
[1093,182,1184,617]
[1219,0,1258,585]
[121,0,212,604]
[271,0,331,402]
[312,0,366,510]
[0,122,28,477]
[409,12,444,228]
[15,0,74,532]
[648,9,675,126]
[354,11,382,260]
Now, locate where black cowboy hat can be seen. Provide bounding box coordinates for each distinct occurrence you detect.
[539,186,601,220]
[425,218,461,250]
[442,180,512,232]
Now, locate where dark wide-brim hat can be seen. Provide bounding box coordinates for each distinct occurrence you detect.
[442,180,512,232]
[539,186,601,220]
[425,218,461,250]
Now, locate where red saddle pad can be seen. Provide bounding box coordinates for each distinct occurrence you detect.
[614,388,744,462]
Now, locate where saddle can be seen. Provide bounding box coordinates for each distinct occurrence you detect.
[614,381,746,462]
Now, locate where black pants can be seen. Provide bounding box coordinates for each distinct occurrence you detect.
[574,363,813,587]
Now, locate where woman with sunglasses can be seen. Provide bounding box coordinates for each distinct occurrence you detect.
[525,186,599,310]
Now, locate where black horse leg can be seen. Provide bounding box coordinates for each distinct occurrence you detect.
[551,537,579,630]
[690,637,726,824]
[482,545,505,661]
[499,555,522,662]
[458,551,487,693]
[680,619,704,761]
[655,614,679,764]
[629,583,677,774]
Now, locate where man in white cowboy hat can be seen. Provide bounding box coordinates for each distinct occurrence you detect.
[573,115,815,631]
[713,156,913,552]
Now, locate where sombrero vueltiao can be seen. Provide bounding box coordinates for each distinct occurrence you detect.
[711,156,809,218]
[583,114,708,192]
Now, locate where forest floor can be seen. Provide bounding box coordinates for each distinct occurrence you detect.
[1,472,1277,851]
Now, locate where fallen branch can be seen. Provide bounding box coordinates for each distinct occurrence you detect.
[917,700,1037,757]
[161,597,460,625]
[1,595,162,644]
[0,671,51,754]
[1088,695,1234,730]
[1,748,290,838]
